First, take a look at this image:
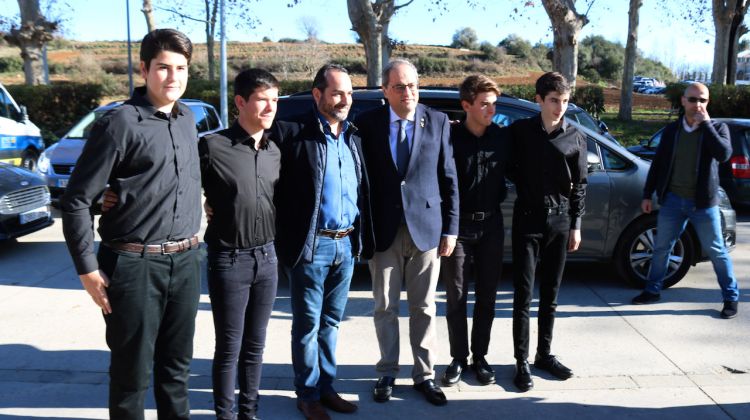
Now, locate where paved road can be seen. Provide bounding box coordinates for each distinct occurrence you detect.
[0,209,748,419]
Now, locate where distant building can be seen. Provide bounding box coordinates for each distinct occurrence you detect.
[737,50,750,81]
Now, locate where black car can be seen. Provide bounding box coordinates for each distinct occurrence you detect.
[0,162,53,240]
[277,88,737,289]
[627,118,750,207]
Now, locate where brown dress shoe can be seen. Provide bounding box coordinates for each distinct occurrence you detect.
[296,399,331,420]
[320,392,358,413]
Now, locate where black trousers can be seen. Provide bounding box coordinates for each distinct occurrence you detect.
[440,217,504,360]
[97,245,201,420]
[208,243,278,420]
[511,208,570,361]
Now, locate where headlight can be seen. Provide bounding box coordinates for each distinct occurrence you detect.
[36,151,50,174]
[717,187,732,209]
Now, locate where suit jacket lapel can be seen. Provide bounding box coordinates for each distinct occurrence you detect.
[407,104,425,175]
[377,105,399,174]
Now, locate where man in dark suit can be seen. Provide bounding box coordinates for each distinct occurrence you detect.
[355,58,459,406]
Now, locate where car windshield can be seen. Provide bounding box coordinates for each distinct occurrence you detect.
[64,110,106,140]
[570,110,601,133]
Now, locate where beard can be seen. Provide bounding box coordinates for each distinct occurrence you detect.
[319,99,350,122]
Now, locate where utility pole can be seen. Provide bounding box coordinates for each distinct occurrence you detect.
[126,0,134,95]
[219,0,228,127]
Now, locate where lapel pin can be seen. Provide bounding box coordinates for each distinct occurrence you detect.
[420,118,425,128]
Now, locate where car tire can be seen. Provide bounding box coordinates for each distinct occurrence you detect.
[614,215,695,289]
[21,149,39,172]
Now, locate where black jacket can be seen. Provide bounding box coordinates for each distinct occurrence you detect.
[271,110,374,266]
[643,117,732,208]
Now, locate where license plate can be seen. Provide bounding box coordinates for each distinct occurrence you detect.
[58,178,68,188]
[19,206,49,224]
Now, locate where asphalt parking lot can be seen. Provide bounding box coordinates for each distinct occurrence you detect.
[0,208,748,419]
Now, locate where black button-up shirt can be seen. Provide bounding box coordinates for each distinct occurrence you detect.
[508,114,587,230]
[61,87,201,274]
[199,122,281,249]
[451,121,511,215]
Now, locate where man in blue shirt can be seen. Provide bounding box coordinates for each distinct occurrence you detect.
[273,64,373,420]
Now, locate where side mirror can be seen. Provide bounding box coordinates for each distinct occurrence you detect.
[587,151,602,173]
[19,105,29,122]
[598,120,609,132]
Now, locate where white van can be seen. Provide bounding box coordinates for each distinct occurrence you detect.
[0,82,44,171]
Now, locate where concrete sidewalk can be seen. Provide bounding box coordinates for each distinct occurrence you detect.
[0,212,748,419]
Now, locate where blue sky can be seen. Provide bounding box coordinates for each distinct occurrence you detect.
[2,0,719,70]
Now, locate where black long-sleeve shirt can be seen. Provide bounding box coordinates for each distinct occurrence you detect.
[451,121,510,214]
[61,87,202,275]
[508,114,587,230]
[199,122,280,249]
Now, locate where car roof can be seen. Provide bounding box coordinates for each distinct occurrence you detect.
[714,118,750,128]
[94,98,215,112]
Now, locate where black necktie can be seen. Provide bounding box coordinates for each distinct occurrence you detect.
[396,119,410,178]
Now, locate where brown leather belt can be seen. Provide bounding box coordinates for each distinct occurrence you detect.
[105,236,199,254]
[317,227,354,239]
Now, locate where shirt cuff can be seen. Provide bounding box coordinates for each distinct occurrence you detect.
[441,234,457,239]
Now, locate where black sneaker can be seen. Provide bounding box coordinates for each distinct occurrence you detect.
[720,301,738,319]
[632,291,661,305]
[471,356,495,385]
[441,358,466,386]
[534,354,573,380]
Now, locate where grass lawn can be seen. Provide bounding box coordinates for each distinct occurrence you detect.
[600,110,675,147]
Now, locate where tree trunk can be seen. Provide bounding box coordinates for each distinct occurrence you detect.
[712,0,741,85]
[206,0,218,81]
[726,2,748,84]
[347,0,412,86]
[142,0,157,32]
[619,0,642,121]
[3,0,56,85]
[541,0,589,88]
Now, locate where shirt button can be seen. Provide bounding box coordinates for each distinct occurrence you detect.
[176,145,180,150]
[178,190,183,195]
[176,215,180,219]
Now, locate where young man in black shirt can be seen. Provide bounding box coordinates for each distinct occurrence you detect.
[440,75,509,387]
[61,29,201,419]
[508,72,587,392]
[199,69,281,420]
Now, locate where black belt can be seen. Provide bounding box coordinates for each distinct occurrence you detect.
[317,227,354,239]
[517,207,568,216]
[460,211,495,221]
[104,236,199,254]
[545,207,567,215]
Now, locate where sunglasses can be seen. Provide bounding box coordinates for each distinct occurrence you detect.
[686,97,708,104]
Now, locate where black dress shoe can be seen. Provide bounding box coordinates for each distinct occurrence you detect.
[413,379,447,406]
[373,376,395,402]
[442,358,466,386]
[513,360,533,392]
[471,356,495,385]
[632,291,661,304]
[721,301,738,319]
[534,354,573,380]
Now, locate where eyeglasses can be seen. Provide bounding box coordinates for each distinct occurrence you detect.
[686,96,708,104]
[390,83,418,93]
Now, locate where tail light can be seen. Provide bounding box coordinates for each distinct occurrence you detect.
[730,155,750,178]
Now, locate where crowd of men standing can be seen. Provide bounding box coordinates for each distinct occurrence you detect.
[59,28,738,420]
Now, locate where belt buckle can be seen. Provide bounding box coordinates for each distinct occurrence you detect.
[474,212,486,221]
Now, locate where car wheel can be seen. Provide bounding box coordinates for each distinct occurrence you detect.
[21,150,39,172]
[614,216,694,289]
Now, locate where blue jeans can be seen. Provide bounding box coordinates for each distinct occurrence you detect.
[287,236,355,401]
[646,192,739,301]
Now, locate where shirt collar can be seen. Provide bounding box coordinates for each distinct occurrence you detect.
[389,107,415,124]
[316,110,349,136]
[537,114,568,134]
[682,117,699,133]
[130,86,185,119]
[227,121,270,149]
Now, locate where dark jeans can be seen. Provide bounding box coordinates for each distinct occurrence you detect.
[97,245,201,420]
[287,236,354,401]
[511,208,570,361]
[440,218,503,360]
[208,243,278,420]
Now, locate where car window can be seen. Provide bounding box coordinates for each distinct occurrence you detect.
[493,105,536,127]
[203,106,221,131]
[648,129,663,148]
[65,111,100,139]
[0,90,10,119]
[189,104,209,133]
[418,98,464,121]
[599,143,630,171]
[570,110,601,133]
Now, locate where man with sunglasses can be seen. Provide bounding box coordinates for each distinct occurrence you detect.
[633,82,739,319]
